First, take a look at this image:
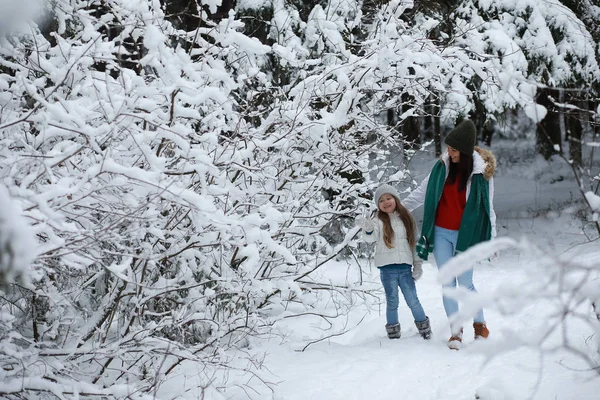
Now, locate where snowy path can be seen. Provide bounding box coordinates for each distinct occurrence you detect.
[257,245,599,400]
[252,205,599,400]
[246,147,599,400]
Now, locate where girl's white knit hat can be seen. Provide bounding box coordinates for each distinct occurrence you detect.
[374,184,400,205]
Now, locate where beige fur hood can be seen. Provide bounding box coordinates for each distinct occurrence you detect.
[474,146,496,180]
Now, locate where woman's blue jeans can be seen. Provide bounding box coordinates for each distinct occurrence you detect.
[379,264,427,325]
[433,226,485,324]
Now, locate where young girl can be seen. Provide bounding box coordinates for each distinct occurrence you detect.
[358,184,432,340]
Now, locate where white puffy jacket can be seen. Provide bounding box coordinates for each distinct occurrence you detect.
[362,212,422,269]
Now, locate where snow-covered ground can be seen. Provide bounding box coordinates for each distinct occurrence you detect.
[254,214,599,400]
[166,140,600,400]
[245,142,600,400]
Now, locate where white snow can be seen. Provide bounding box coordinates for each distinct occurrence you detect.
[1,0,599,398]
[0,186,37,287]
[158,138,600,400]
[586,191,600,212]
[524,103,548,123]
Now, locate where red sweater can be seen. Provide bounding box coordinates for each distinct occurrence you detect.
[435,178,466,230]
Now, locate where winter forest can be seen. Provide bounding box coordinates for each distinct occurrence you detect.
[0,0,599,399]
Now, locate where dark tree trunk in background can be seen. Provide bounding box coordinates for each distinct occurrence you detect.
[564,89,583,168]
[424,101,434,141]
[402,116,420,149]
[163,0,236,28]
[387,108,400,139]
[208,0,237,22]
[421,96,442,155]
[482,120,495,147]
[559,1,600,167]
[433,97,442,156]
[239,6,273,45]
[591,99,600,174]
[163,0,201,29]
[401,93,420,149]
[536,88,562,159]
[289,0,326,21]
[467,74,493,147]
[416,0,463,16]
[469,94,485,147]
[567,112,583,167]
[417,0,463,38]
[387,108,395,127]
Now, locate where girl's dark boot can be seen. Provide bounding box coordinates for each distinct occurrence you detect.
[415,316,432,340]
[385,323,401,339]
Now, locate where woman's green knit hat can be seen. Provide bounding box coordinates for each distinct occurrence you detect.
[445,119,476,155]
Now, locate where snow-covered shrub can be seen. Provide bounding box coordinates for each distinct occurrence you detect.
[0,0,392,397]
[1,0,598,398]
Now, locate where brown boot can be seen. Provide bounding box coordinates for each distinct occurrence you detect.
[447,328,463,350]
[473,322,489,340]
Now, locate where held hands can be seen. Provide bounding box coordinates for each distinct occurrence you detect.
[489,251,499,262]
[412,264,423,281]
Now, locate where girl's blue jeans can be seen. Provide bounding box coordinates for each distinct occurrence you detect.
[433,226,485,324]
[379,264,427,325]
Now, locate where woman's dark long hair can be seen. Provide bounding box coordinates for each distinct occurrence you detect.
[377,195,417,249]
[446,152,473,191]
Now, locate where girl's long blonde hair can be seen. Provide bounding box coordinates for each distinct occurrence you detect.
[377,195,417,249]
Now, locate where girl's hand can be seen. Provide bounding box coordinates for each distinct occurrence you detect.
[355,215,375,232]
[412,264,423,280]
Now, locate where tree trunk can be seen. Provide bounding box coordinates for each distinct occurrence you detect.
[591,99,600,175]
[387,108,396,131]
[482,120,494,147]
[209,0,237,22]
[536,89,562,159]
[469,93,486,147]
[434,97,442,156]
[424,97,438,142]
[402,116,420,149]
[567,111,583,167]
[401,93,420,149]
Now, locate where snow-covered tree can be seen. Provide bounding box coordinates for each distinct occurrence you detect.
[0,0,388,397]
[0,0,599,398]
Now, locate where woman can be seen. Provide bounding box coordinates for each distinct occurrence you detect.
[403,119,496,350]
